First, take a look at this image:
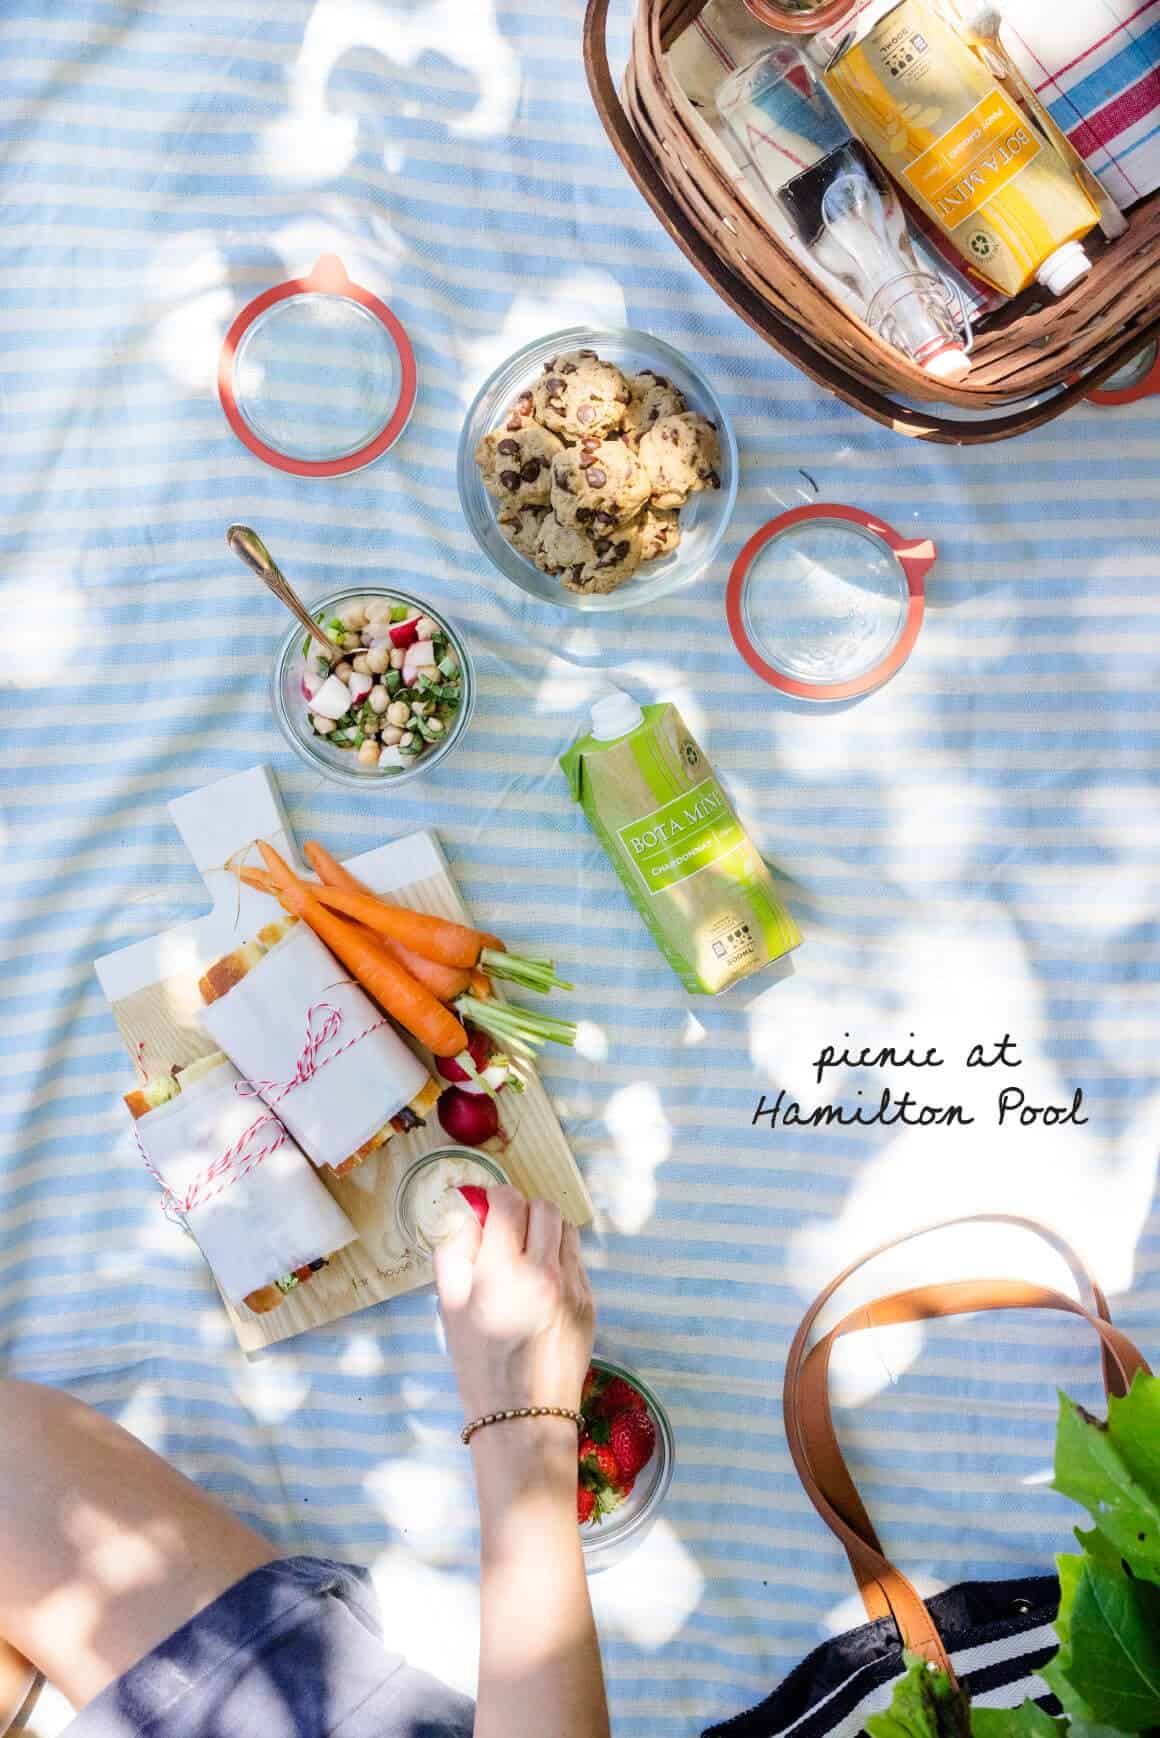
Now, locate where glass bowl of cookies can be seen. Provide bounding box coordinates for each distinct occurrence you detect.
[457,328,738,612]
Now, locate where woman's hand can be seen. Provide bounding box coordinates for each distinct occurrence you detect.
[437,1190,611,1738]
[434,1187,594,1427]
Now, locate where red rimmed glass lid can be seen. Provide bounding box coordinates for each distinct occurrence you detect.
[218,254,417,477]
[726,503,936,703]
[1086,338,1160,407]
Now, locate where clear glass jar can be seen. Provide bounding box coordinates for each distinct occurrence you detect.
[394,1148,509,1255]
[271,585,475,789]
[581,1355,676,1572]
[457,326,738,614]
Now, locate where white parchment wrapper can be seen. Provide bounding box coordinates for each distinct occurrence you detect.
[133,1055,357,1305]
[200,923,430,1171]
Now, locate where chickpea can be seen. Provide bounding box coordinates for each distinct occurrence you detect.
[381,724,403,746]
[334,660,353,681]
[415,616,438,641]
[366,646,390,675]
[312,715,337,736]
[399,731,415,748]
[365,599,393,622]
[409,699,429,719]
[425,716,444,736]
[351,653,371,676]
[357,739,380,767]
[389,647,406,671]
[386,700,410,727]
[340,602,367,631]
[368,685,389,714]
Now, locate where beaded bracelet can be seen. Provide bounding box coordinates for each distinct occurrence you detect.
[461,1405,584,1446]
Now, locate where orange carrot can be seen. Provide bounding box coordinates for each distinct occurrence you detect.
[302,842,473,1001]
[303,839,366,894]
[377,937,470,1003]
[239,865,276,894]
[239,850,472,1002]
[258,843,468,1057]
[307,883,500,969]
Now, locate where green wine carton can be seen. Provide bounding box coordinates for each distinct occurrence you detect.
[560,690,802,995]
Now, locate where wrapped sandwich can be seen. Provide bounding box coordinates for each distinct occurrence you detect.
[125,1051,358,1314]
[198,918,438,1175]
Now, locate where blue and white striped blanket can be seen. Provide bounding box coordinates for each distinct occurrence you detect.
[1,3,1158,1733]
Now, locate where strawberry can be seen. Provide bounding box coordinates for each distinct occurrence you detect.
[581,1365,606,1408]
[579,1439,620,1487]
[595,1483,626,1520]
[577,1485,597,1526]
[609,1407,656,1480]
[596,1376,643,1417]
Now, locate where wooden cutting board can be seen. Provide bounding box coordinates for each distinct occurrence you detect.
[94,765,592,1354]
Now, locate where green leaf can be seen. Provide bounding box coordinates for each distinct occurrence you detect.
[865,1656,970,1738]
[970,1701,1066,1738]
[1054,1381,1160,1584]
[1044,1551,1160,1732]
[1107,1376,1160,1519]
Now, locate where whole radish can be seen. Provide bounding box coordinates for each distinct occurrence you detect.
[437,1086,499,1146]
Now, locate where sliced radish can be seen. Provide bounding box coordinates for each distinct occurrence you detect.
[378,744,406,770]
[301,670,323,700]
[309,674,353,721]
[388,616,422,648]
[403,641,437,686]
[347,672,374,703]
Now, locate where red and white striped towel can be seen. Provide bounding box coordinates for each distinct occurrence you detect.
[999,0,1160,207]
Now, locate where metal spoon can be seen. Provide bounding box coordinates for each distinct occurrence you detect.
[226,525,339,661]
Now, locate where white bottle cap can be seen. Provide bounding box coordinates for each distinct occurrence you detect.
[590,689,644,741]
[1037,241,1092,298]
[922,343,972,383]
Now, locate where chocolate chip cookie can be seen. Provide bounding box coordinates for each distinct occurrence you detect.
[474,416,563,510]
[550,437,651,532]
[499,503,549,560]
[534,513,598,590]
[638,412,722,510]
[532,349,630,440]
[622,370,687,448]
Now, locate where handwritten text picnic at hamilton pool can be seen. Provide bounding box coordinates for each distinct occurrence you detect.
[753,1034,1088,1131]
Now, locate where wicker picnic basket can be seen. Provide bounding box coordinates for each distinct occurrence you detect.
[583,0,1160,443]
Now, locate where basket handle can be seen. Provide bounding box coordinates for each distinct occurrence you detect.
[783,1214,1151,1678]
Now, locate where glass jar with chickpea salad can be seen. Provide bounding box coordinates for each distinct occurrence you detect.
[272,586,475,786]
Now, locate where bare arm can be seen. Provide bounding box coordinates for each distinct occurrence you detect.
[436,1189,610,1738]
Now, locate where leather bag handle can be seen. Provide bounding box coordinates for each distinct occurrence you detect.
[783,1215,1152,1678]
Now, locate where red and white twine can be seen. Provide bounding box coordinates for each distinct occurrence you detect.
[137,1001,389,1220]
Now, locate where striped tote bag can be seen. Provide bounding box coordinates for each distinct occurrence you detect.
[704,1216,1152,1738]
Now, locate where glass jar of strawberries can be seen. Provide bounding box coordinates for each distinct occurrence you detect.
[577,1355,675,1571]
